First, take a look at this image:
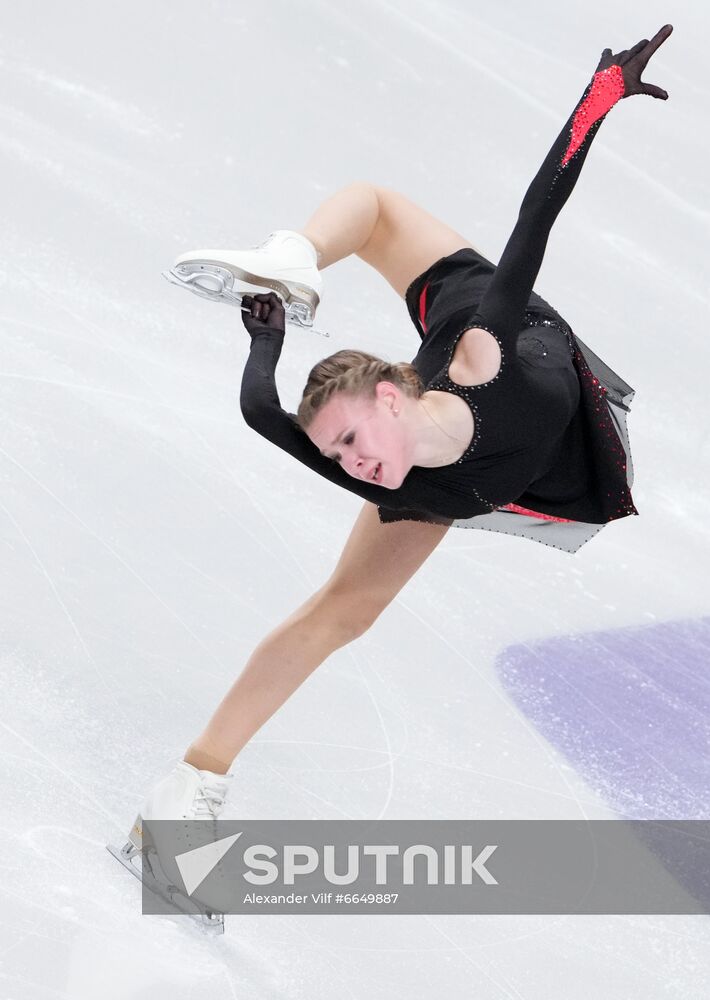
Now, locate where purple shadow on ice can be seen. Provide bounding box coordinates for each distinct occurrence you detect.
[496,616,710,819]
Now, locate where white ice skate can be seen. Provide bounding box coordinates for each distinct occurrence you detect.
[107,759,235,934]
[162,229,324,330]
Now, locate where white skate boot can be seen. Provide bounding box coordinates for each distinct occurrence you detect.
[162,229,323,329]
[107,760,235,933]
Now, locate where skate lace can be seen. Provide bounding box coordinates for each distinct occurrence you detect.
[249,233,276,252]
[194,779,230,818]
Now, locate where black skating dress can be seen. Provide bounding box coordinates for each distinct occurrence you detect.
[240,64,638,554]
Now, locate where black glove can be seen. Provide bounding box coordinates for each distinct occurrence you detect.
[241,292,286,339]
[597,24,672,99]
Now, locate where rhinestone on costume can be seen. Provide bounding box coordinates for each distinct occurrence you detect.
[562,65,625,167]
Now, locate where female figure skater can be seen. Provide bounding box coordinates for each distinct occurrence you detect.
[114,27,672,871]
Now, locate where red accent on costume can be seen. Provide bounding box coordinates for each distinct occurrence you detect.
[500,503,575,524]
[561,64,625,167]
[418,281,430,333]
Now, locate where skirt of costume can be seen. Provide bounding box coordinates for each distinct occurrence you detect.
[403,248,638,554]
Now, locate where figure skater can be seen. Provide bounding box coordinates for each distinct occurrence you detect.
[111,26,673,886]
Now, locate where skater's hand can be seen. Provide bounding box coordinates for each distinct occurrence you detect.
[597,24,673,99]
[241,292,286,339]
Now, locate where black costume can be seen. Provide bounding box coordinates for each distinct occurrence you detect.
[240,64,638,553]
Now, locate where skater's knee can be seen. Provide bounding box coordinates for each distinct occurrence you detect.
[313,580,389,643]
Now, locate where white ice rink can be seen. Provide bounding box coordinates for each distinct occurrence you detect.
[1,0,709,996]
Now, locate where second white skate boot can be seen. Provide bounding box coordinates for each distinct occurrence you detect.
[162,230,322,328]
[107,760,235,933]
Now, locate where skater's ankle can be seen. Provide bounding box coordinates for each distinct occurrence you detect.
[298,230,325,269]
[183,744,233,775]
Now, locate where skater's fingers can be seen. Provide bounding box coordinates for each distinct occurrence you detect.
[239,291,286,336]
[628,39,649,59]
[633,25,672,72]
[249,291,284,308]
[642,82,669,99]
[643,23,673,59]
[254,291,281,307]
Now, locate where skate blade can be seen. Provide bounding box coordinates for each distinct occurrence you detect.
[162,262,328,336]
[106,840,225,935]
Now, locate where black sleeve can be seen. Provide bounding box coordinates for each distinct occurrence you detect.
[239,329,391,505]
[475,64,625,351]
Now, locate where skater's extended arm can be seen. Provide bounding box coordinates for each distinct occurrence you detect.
[475,26,672,347]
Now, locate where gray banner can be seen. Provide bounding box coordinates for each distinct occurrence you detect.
[138,820,710,916]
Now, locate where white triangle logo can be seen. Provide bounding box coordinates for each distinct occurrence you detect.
[174,832,243,896]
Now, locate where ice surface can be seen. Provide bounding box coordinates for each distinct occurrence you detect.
[1,0,708,997]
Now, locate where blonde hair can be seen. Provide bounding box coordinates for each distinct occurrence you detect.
[296,350,423,431]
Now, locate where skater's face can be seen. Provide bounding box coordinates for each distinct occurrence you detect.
[307,384,412,489]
